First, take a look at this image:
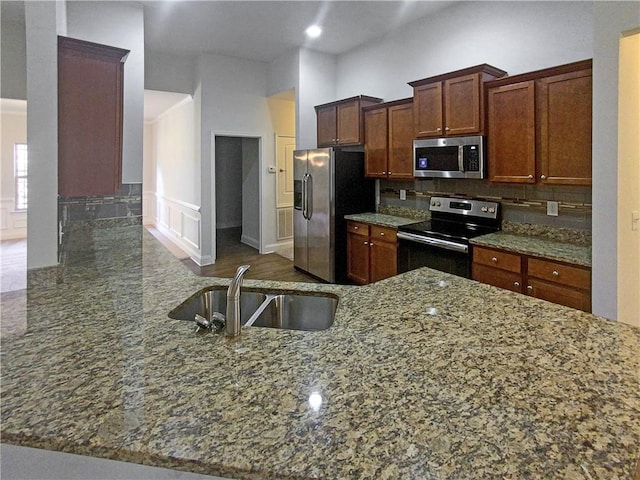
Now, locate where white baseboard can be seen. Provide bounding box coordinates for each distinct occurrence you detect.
[265,239,293,255]
[241,233,259,250]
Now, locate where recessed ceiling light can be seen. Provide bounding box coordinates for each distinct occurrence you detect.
[305,25,322,39]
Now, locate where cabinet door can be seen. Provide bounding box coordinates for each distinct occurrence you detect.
[526,278,591,312]
[317,105,337,147]
[487,81,536,183]
[387,103,414,179]
[347,231,370,285]
[537,69,592,185]
[336,100,361,145]
[58,37,128,197]
[364,108,388,178]
[370,239,397,283]
[413,82,443,137]
[444,74,481,135]
[472,263,523,293]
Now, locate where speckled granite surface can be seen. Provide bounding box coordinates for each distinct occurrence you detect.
[344,212,419,228]
[2,226,638,479]
[471,232,592,267]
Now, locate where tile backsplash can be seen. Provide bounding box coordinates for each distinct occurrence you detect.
[378,178,592,231]
[58,183,143,230]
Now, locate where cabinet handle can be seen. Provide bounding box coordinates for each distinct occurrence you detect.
[335,138,340,142]
[379,232,385,236]
[527,285,533,292]
[552,270,559,276]
[445,127,450,131]
[514,281,520,287]
[491,257,498,263]
[354,226,359,230]
[436,127,442,132]
[527,174,534,179]
[541,174,547,180]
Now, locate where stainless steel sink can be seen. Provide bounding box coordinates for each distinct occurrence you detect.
[169,288,337,332]
[168,287,267,323]
[245,293,337,331]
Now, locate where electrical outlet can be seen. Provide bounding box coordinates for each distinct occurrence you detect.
[400,189,407,201]
[547,201,559,216]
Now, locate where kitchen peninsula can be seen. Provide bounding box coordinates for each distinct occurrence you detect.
[1,225,639,479]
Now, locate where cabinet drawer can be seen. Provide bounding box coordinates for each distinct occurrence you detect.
[473,247,522,273]
[527,278,591,312]
[347,221,369,236]
[527,258,590,290]
[472,263,523,293]
[370,225,397,243]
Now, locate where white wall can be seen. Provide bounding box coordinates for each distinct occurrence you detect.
[196,52,278,263]
[1,6,27,100]
[145,97,200,260]
[66,1,144,183]
[617,30,640,327]
[145,50,195,95]
[592,1,640,320]
[0,107,27,240]
[297,48,336,150]
[336,1,594,101]
[24,1,62,269]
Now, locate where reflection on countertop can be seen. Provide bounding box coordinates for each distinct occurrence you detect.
[1,225,637,480]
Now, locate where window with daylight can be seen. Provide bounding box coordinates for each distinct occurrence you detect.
[14,143,28,210]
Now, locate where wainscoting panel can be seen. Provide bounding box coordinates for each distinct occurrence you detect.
[153,195,202,263]
[0,198,27,240]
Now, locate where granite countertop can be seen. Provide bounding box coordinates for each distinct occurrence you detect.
[471,232,592,267]
[344,212,419,228]
[1,226,638,479]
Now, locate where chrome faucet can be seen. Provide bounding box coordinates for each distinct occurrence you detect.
[226,265,250,337]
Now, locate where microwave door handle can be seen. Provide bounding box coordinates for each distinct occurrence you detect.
[458,147,465,172]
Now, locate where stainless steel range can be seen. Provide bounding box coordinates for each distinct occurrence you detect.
[397,196,501,278]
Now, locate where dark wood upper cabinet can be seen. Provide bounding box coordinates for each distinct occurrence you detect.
[58,36,129,197]
[315,95,383,147]
[486,59,592,186]
[409,64,507,138]
[363,98,414,179]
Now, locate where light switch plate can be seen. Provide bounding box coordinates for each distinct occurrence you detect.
[632,210,639,231]
[547,201,559,216]
[400,189,406,201]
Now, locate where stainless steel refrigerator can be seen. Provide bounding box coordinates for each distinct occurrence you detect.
[293,148,374,283]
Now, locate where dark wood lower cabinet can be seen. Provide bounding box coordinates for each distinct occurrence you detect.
[347,221,397,285]
[472,245,591,313]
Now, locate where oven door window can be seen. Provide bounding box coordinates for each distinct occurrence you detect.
[398,239,470,278]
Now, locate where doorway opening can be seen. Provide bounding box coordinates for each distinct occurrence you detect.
[214,135,260,260]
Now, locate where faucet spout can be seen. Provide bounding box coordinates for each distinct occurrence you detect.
[226,264,250,337]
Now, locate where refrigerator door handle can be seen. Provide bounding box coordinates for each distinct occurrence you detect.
[306,174,313,220]
[302,174,309,220]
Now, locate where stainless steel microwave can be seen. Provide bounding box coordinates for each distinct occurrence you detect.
[414,135,485,179]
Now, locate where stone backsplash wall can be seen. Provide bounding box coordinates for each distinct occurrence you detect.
[378,179,592,231]
[58,183,143,231]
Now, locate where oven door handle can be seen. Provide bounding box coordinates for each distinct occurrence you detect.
[397,232,469,254]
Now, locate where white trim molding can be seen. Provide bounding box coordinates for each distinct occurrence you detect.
[0,198,27,240]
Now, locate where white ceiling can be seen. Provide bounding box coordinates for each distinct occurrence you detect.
[3,1,455,120]
[140,1,454,62]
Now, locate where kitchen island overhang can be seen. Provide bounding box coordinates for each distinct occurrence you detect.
[1,225,639,480]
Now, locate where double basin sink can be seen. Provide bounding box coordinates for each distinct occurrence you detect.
[169,287,338,332]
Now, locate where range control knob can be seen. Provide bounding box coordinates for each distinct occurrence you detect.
[435,201,441,207]
[481,206,488,213]
[431,201,436,206]
[488,207,496,213]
